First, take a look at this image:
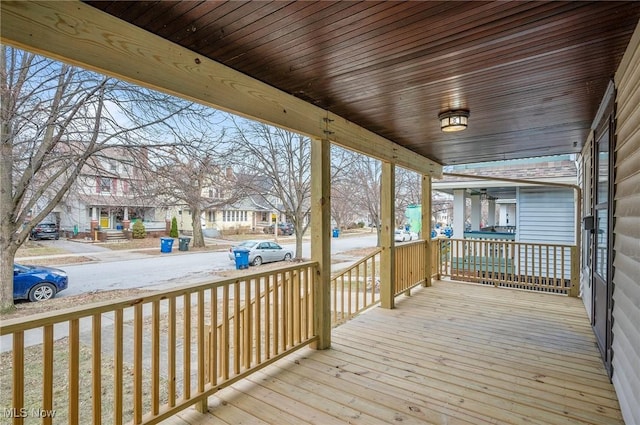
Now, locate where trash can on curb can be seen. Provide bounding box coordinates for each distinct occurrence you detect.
[233,247,250,269]
[178,237,191,251]
[332,228,340,238]
[160,237,174,253]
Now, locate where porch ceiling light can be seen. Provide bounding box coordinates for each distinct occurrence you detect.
[439,109,470,132]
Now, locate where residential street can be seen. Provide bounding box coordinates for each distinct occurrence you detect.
[39,233,379,297]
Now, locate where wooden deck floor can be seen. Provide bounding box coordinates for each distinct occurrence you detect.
[161,280,622,425]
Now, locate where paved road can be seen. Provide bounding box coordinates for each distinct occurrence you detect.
[39,233,379,297]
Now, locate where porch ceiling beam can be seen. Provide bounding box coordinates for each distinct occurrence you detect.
[0,0,442,178]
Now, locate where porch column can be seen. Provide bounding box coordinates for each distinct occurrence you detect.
[380,161,395,309]
[122,206,130,231]
[311,138,331,349]
[453,189,466,238]
[422,174,432,286]
[487,199,496,227]
[471,194,481,230]
[90,207,98,231]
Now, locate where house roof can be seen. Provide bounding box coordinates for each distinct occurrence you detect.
[433,155,578,199]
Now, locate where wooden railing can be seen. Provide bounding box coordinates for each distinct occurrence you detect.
[394,240,428,295]
[0,262,317,425]
[435,238,578,296]
[330,249,381,325]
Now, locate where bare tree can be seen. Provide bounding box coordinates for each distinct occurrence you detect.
[148,140,248,248]
[0,47,212,311]
[229,120,311,259]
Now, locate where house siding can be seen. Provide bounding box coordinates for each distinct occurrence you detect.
[517,187,575,244]
[612,19,640,425]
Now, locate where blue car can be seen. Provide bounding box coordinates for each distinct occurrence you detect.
[13,263,68,302]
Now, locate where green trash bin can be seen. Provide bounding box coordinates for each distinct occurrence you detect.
[178,237,191,251]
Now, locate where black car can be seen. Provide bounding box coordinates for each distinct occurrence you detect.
[263,222,294,236]
[30,222,60,240]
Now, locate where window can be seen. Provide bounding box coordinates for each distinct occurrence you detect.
[99,177,112,193]
[209,210,216,222]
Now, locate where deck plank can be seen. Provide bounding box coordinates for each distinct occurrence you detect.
[160,280,622,425]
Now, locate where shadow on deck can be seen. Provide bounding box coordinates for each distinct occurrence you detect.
[162,280,621,425]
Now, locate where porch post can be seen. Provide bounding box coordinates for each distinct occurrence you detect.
[487,199,496,227]
[311,138,331,349]
[422,174,432,287]
[90,207,99,231]
[380,161,395,309]
[470,194,481,230]
[453,189,466,238]
[122,206,130,231]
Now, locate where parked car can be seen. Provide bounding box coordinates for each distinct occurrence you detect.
[263,223,294,236]
[13,263,68,302]
[228,240,293,266]
[394,229,412,242]
[30,222,59,240]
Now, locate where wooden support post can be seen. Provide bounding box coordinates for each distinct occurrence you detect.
[311,138,331,349]
[422,174,432,287]
[380,161,395,309]
[569,245,579,297]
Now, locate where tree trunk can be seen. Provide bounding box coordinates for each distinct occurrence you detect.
[0,243,17,312]
[190,207,205,248]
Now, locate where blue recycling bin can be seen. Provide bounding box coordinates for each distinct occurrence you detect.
[160,237,174,253]
[233,247,250,269]
[332,228,340,238]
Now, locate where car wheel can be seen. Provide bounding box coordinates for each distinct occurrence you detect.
[284,253,292,261]
[28,283,56,302]
[252,256,263,266]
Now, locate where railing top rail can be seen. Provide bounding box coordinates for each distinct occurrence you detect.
[0,260,319,335]
[331,248,381,279]
[439,238,576,249]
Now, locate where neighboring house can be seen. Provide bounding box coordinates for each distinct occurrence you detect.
[171,195,272,235]
[57,147,168,237]
[433,155,578,245]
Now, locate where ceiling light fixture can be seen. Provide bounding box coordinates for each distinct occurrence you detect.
[438,109,470,132]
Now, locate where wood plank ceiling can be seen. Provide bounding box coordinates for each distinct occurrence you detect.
[83,1,640,165]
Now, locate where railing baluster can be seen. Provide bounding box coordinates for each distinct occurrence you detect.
[43,325,53,425]
[69,319,80,424]
[233,280,240,376]
[183,294,191,400]
[197,290,206,410]
[152,300,160,415]
[114,309,123,425]
[92,314,101,424]
[264,277,270,360]
[293,270,301,344]
[243,280,251,369]
[168,297,177,406]
[253,278,261,365]
[210,287,218,386]
[133,304,143,424]
[13,331,24,425]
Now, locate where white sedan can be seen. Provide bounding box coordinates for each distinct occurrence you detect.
[228,240,293,266]
[394,229,411,242]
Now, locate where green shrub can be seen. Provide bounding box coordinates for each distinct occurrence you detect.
[132,221,146,239]
[170,217,179,238]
